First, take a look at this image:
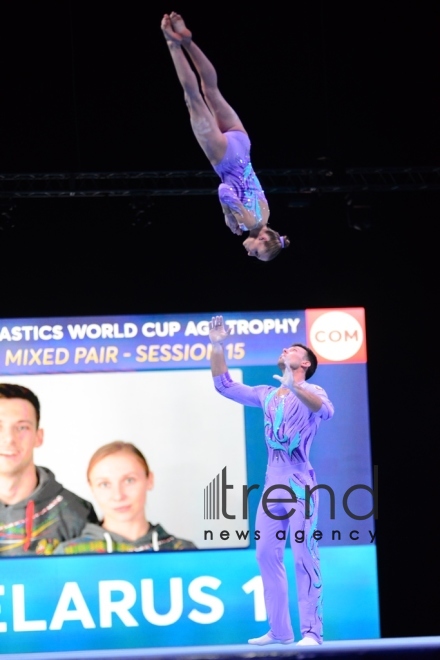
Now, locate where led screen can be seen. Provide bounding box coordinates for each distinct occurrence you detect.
[0,308,379,653]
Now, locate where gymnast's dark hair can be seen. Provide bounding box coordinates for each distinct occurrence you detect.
[0,383,41,426]
[291,343,318,380]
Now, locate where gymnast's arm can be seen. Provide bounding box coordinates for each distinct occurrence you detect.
[221,203,243,235]
[228,200,262,232]
[209,316,262,407]
[219,187,261,232]
[274,364,335,418]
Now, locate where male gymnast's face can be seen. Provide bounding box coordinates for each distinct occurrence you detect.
[277,345,310,373]
[0,398,43,478]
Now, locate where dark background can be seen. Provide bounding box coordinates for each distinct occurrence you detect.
[1,1,438,639]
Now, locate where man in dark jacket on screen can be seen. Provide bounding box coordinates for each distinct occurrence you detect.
[0,383,98,556]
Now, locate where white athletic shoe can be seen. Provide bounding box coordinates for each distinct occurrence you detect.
[297,636,320,646]
[248,633,294,645]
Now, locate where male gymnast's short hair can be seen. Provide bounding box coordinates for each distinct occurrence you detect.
[291,343,318,380]
[0,383,41,427]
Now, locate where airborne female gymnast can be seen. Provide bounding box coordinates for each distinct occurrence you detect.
[161,12,290,261]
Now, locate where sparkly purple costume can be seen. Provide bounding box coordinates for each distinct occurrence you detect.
[214,372,334,644]
[213,131,268,231]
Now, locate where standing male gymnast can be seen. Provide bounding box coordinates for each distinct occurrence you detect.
[209,315,334,646]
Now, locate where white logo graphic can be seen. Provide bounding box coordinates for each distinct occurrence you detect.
[309,311,363,361]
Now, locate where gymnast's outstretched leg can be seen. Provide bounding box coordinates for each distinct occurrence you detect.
[169,12,246,135]
[161,14,226,165]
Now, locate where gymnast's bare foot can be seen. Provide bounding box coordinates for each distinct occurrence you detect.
[161,14,182,45]
[170,12,192,45]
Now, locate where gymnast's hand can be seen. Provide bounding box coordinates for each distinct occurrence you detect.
[221,204,243,235]
[273,359,295,391]
[224,214,243,235]
[209,315,232,345]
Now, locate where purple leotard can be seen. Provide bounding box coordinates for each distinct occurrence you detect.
[213,131,268,231]
[214,371,334,644]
